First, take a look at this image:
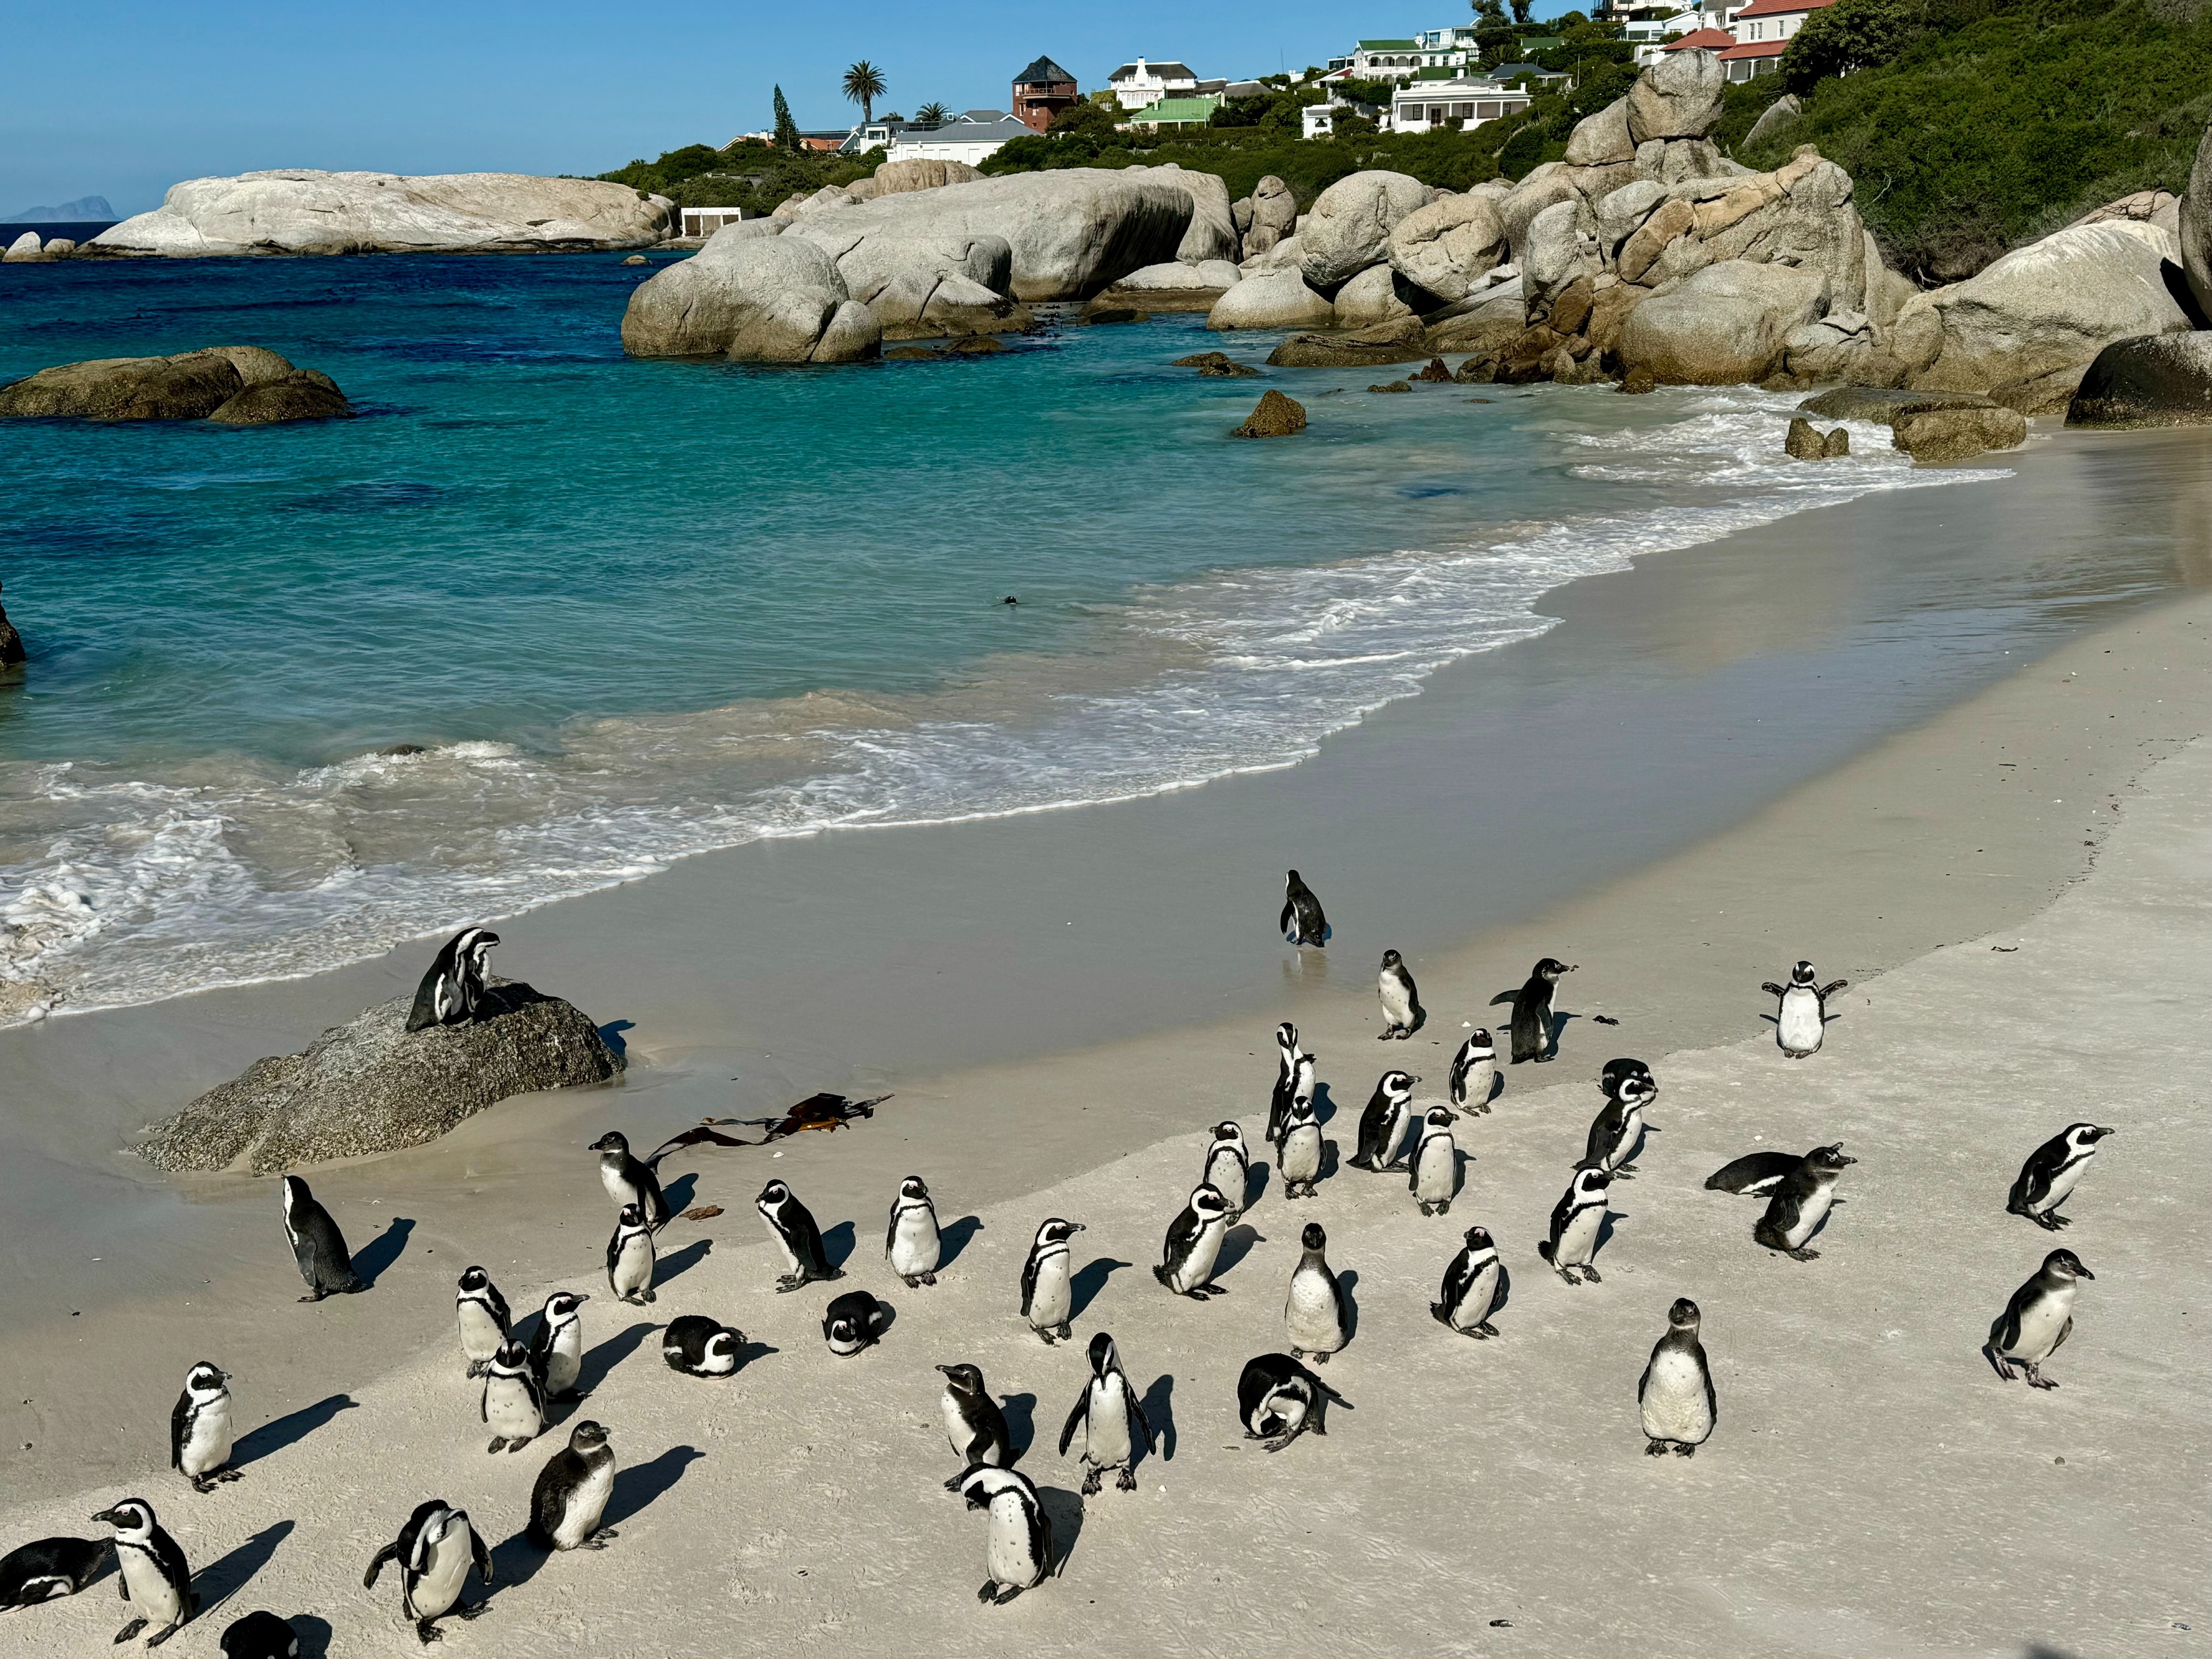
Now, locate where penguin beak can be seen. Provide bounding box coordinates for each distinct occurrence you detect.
[90,1509,118,1525]
[2074,1264,2096,1279]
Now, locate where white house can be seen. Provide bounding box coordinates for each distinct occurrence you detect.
[1325,38,1466,79]
[886,109,1035,165]
[1719,0,1835,77]
[1107,58,1199,111]
[1618,6,1693,65]
[1388,75,1535,134]
[680,207,755,237]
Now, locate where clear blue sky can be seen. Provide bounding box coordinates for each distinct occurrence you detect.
[2,0,1503,217]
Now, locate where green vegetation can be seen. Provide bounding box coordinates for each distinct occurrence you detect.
[772,86,800,152]
[1751,0,2212,279]
[599,141,881,215]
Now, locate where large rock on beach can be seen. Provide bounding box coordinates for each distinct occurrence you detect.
[1892,404,2027,463]
[2066,332,2212,427]
[0,347,351,422]
[622,232,882,361]
[1331,263,1419,326]
[1797,384,1997,425]
[1389,194,1506,302]
[1625,49,1725,143]
[1207,267,1335,330]
[1300,171,1431,290]
[1422,270,1528,353]
[783,221,1027,338]
[138,978,624,1174]
[844,158,980,202]
[1617,259,1830,384]
[1565,97,1636,167]
[1266,316,1429,369]
[93,171,673,255]
[1233,389,1306,437]
[2180,123,2212,321]
[1244,176,1298,256]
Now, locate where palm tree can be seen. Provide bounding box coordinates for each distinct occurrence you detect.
[914,100,949,129]
[842,61,887,125]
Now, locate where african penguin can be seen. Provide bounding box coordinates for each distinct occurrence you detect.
[527,1291,590,1399]
[1703,1142,1849,1196]
[2008,1124,2116,1230]
[957,1465,1055,1605]
[588,1131,669,1230]
[1509,957,1575,1065]
[1275,1094,1324,1200]
[1268,1043,1316,1147]
[1539,1164,1613,1284]
[0,1536,110,1609]
[822,1290,887,1357]
[1600,1056,1655,1097]
[526,1421,619,1551]
[1237,1353,1346,1452]
[1638,1297,1717,1456]
[1763,960,1848,1058]
[405,926,499,1032]
[1283,1221,1350,1361]
[1157,1184,1232,1298]
[606,1203,657,1305]
[218,1610,301,1658]
[454,1266,511,1378]
[1202,1122,1252,1219]
[1431,1224,1505,1337]
[479,1340,545,1453]
[279,1176,363,1302]
[1349,1069,1416,1171]
[1987,1249,2094,1389]
[363,1498,494,1643]
[887,1175,942,1287]
[1408,1104,1460,1215]
[1377,949,1422,1040]
[169,1361,238,1493]
[1021,1218,1085,1342]
[937,1363,1017,1483]
[1449,1028,1496,1113]
[1058,1331,1156,1494]
[1281,868,1330,946]
[1584,1070,1656,1179]
[1752,1144,1855,1261]
[662,1315,746,1377]
[756,1180,842,1293]
[92,1498,194,1649]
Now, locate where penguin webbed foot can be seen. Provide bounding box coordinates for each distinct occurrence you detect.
[455,1601,490,1621]
[1645,1440,1668,1456]
[774,1277,803,1294]
[1081,1468,1103,1496]
[115,1620,147,1645]
[415,1620,444,1645]
[1476,1321,1499,1338]
[581,1528,618,1548]
[976,1580,1001,1604]
[465,1360,488,1378]
[297,1290,327,1304]
[2023,1366,2058,1391]
[486,1438,507,1454]
[1580,1266,1602,1283]
[1116,1465,1137,1491]
[1674,1442,1695,1456]
[1985,1346,2017,1381]
[144,1623,181,1651]
[1787,1247,1819,1262]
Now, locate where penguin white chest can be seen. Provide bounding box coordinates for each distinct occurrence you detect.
[611,1236,654,1297]
[2037,1157,2090,1213]
[761,1214,802,1273]
[1029,1254,1073,1324]
[552,1460,615,1550]
[1381,978,1414,1023]
[1414,1133,1456,1200]
[1205,1149,1245,1208]
[985,1494,1041,1586]
[1085,1377,1134,1465]
[891,1208,940,1277]
[1449,1259,1500,1328]
[1285,1267,1344,1350]
[1556,1202,1604,1266]
[483,1378,540,1441]
[1174,1218,1225,1290]
[408,1528,474,1619]
[598,1161,634,1207]
[117,1546,181,1620]
[2010,1285,2076,1361]
[1260,1387,1310,1437]
[1605,1108,1643,1169]
[1783,1182,1837,1248]
[543,1323,585,1395]
[1778,988,1825,1054]
[942,1393,989,1462]
[1641,1350,1713,1444]
[457,1301,505,1362]
[179,1396,234,1477]
[1456,1057,1493,1107]
[1278,1124,1321,1182]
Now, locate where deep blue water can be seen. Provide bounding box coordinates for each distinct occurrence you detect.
[0,252,2002,1014]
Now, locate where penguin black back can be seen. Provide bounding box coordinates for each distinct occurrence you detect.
[823,1290,885,1356]
[0,1536,111,1608]
[1509,957,1574,1064]
[1281,869,1328,946]
[280,1176,363,1301]
[219,1609,301,1657]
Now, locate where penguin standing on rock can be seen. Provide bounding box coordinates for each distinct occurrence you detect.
[756,1181,842,1293]
[662,1315,745,1377]
[363,1499,494,1645]
[1431,1225,1504,1337]
[527,1421,619,1551]
[527,1291,590,1399]
[1202,1122,1251,1219]
[480,1340,544,1453]
[1449,1029,1496,1113]
[1281,870,1330,946]
[1156,1185,1231,1297]
[92,1499,194,1648]
[1276,1096,1324,1199]
[454,1267,511,1378]
[1752,1145,1855,1261]
[1377,950,1422,1040]
[823,1290,888,1357]
[2008,1124,2116,1230]
[406,927,499,1033]
[589,1132,669,1230]
[1539,1165,1612,1284]
[1058,1331,1156,1494]
[1585,1068,1656,1179]
[887,1175,943,1286]
[937,1363,1017,1483]
[1508,959,1575,1064]
[1638,1298,1717,1457]
[1408,1105,1460,1215]
[606,1204,658,1305]
[279,1176,363,1302]
[1349,1070,1416,1172]
[0,1536,111,1609]
[1237,1354,1346,1452]
[1987,1249,2094,1389]
[1283,1222,1349,1362]
[956,1467,1055,1605]
[1021,1218,1085,1341]
[1763,961,1848,1058]
[169,1362,238,1492]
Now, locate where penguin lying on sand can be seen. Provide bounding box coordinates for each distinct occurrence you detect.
[664,1315,746,1377]
[218,1610,301,1658]
[0,1536,110,1609]
[1237,1353,1347,1452]
[823,1290,888,1356]
[1704,1143,1850,1197]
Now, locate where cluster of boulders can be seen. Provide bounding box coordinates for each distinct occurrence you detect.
[3,232,77,261]
[0,346,351,423]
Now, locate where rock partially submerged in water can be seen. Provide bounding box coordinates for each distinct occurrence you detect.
[2066,332,2212,427]
[1891,404,2027,464]
[1233,389,1306,437]
[139,978,624,1174]
[0,582,23,667]
[0,347,350,423]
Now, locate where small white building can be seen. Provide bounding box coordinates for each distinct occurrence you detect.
[1107,58,1199,111]
[680,207,755,237]
[886,109,1035,165]
[1388,76,1535,134]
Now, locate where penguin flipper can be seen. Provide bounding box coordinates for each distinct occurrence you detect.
[168,1395,188,1472]
[1058,1392,1088,1457]
[1279,899,1296,938]
[1760,982,1785,998]
[2052,1315,2073,1355]
[363,1543,399,1590]
[1820,980,1849,999]
[471,1526,494,1589]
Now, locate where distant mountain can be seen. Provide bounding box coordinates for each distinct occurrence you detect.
[5,194,115,220]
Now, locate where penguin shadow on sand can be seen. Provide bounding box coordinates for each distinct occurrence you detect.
[653,1237,715,1286]
[820,1220,858,1272]
[997,1392,1038,1457]
[192,1518,294,1621]
[1069,1257,1133,1321]
[573,1321,656,1399]
[1214,1222,1267,1279]
[350,1217,414,1288]
[1141,1374,1177,1461]
[937,1215,986,1270]
[1335,1270,1362,1344]
[658,1171,699,1214]
[1240,1164,1271,1211]
[1309,1082,1342,1125]
[283,1615,334,1658]
[1033,1483,1087,1575]
[234,1394,358,1471]
[607,1444,706,1530]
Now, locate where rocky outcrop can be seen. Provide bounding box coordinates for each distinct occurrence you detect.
[0,347,351,422]
[0,585,24,668]
[2066,332,2212,427]
[1626,49,1725,143]
[1904,221,2189,406]
[621,232,881,361]
[1267,316,1429,368]
[1422,269,1528,354]
[1617,259,1831,384]
[785,221,1027,339]
[1299,171,1431,290]
[846,158,980,201]
[5,232,55,262]
[1784,416,1849,457]
[138,978,624,1174]
[1207,267,1335,330]
[2071,187,2180,242]
[1173,350,1260,377]
[1233,389,1306,437]
[1094,259,1241,312]
[2179,123,2212,323]
[1797,384,1995,424]
[1331,263,1419,327]
[1893,405,2027,463]
[1743,94,1803,151]
[93,171,673,255]
[1152,164,1240,264]
[1243,176,1298,256]
[1387,194,1506,302]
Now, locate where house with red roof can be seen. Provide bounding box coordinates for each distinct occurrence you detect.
[1715,0,1837,79]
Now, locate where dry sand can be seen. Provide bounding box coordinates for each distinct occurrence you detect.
[1,573,2208,1649]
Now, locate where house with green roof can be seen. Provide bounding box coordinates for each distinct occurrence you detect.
[1124,94,1224,130]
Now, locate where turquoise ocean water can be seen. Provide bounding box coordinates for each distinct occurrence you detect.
[0,253,2009,1017]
